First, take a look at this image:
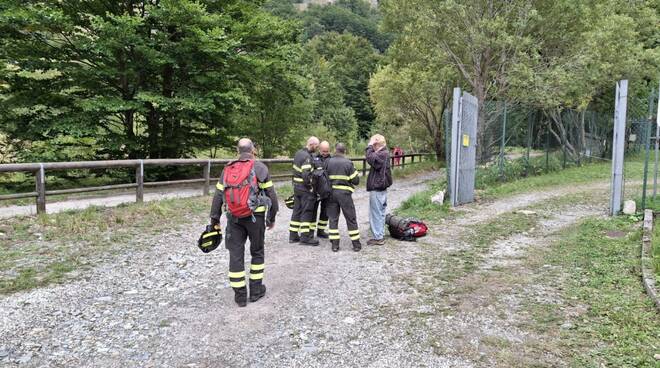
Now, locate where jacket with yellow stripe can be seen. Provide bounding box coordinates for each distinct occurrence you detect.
[210,153,278,225]
[325,154,360,193]
[292,147,315,191]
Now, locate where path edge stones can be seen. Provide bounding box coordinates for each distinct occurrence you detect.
[641,209,660,312]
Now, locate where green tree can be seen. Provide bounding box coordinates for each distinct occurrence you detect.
[305,32,380,138]
[380,0,657,162]
[370,64,454,160]
[381,0,536,161]
[235,45,315,158]
[299,1,392,52]
[0,0,300,160]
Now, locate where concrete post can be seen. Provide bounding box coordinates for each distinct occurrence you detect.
[610,80,628,216]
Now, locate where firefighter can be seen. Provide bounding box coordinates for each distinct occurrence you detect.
[210,138,278,307]
[325,143,361,252]
[290,136,320,245]
[312,141,331,238]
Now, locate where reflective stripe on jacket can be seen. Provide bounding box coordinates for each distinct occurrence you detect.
[325,154,359,193]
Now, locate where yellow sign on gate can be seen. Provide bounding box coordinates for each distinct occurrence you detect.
[462,134,470,147]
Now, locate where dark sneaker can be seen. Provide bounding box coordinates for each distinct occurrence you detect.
[289,234,300,243]
[249,284,267,303]
[367,238,385,246]
[331,241,339,252]
[352,240,362,252]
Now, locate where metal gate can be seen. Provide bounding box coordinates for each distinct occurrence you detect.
[449,87,478,206]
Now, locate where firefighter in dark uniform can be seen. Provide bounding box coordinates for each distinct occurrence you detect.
[210,138,278,307]
[312,140,332,238]
[325,143,361,252]
[289,136,320,245]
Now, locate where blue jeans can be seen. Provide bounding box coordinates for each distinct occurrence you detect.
[369,190,387,240]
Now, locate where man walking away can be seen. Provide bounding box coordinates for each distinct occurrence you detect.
[326,143,361,252]
[210,138,278,307]
[290,136,320,245]
[312,141,332,239]
[366,134,392,246]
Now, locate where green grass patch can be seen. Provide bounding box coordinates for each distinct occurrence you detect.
[395,179,450,222]
[480,155,644,199]
[653,218,660,280]
[0,195,212,294]
[536,217,659,367]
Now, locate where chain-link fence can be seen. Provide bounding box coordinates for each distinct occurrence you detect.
[443,86,658,210]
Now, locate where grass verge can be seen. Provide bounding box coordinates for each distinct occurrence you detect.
[525,217,659,367]
[0,195,211,294]
[653,218,660,280]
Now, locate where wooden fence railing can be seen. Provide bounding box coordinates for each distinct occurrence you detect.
[0,153,435,214]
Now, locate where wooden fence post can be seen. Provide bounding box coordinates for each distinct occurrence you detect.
[203,160,211,196]
[411,155,415,164]
[362,159,367,176]
[402,155,406,169]
[136,160,144,203]
[35,163,46,214]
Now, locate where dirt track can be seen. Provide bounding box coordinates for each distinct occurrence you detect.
[0,173,613,367]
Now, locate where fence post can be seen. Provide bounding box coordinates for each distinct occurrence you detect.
[525,111,534,176]
[499,101,507,180]
[35,163,46,214]
[136,160,144,203]
[642,88,656,209]
[401,155,406,169]
[545,125,550,172]
[411,154,415,164]
[642,120,652,210]
[654,82,660,201]
[362,159,367,176]
[203,160,211,196]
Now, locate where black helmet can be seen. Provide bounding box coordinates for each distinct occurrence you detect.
[285,195,295,209]
[197,225,222,253]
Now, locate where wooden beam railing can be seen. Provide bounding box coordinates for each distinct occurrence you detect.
[0,153,435,214]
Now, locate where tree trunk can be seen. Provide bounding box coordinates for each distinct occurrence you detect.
[146,105,159,159]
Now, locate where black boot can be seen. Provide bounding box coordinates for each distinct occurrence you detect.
[234,287,247,307]
[317,230,329,239]
[289,232,300,243]
[300,233,319,246]
[249,283,267,303]
[352,240,362,252]
[331,240,339,252]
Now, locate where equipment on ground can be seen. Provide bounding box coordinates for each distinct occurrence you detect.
[197,224,222,253]
[386,214,428,241]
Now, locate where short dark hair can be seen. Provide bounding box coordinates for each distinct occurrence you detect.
[335,143,347,154]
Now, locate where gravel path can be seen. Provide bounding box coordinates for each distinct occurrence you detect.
[0,174,612,367]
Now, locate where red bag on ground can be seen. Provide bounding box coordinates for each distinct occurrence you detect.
[223,160,258,218]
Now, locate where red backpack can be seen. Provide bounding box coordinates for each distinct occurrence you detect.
[223,159,259,218]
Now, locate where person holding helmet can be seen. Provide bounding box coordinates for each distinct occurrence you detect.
[210,138,278,307]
